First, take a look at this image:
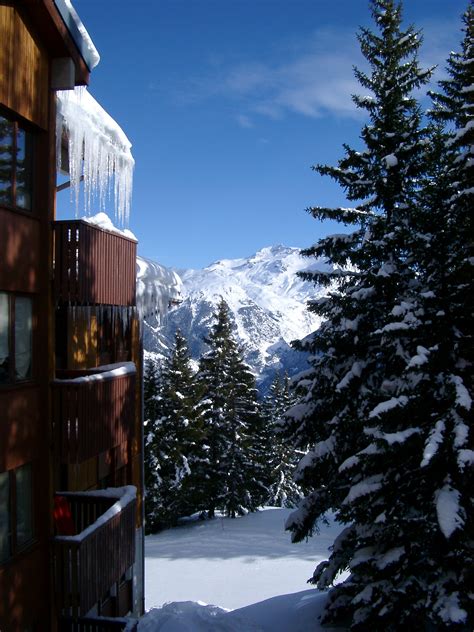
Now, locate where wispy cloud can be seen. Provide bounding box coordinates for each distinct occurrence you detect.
[176,27,364,121]
[236,114,254,129]
[169,17,464,124]
[418,16,464,82]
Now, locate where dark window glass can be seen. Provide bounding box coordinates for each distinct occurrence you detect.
[0,293,9,384]
[0,464,34,563]
[14,297,32,381]
[16,127,33,210]
[0,117,13,206]
[16,463,33,548]
[0,472,10,561]
[0,293,33,385]
[0,114,33,210]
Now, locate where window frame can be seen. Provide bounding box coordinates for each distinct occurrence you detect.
[0,109,35,213]
[0,292,35,386]
[0,463,35,564]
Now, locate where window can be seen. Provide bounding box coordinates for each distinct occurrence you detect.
[0,472,9,561]
[0,113,33,210]
[16,463,33,547]
[0,293,33,385]
[0,463,34,563]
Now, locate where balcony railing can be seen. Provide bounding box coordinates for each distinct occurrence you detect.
[52,363,136,464]
[53,220,137,306]
[53,487,136,619]
[59,615,138,632]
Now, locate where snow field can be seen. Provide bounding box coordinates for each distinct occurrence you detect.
[142,507,347,631]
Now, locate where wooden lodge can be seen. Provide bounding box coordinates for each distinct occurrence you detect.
[0,2,144,630]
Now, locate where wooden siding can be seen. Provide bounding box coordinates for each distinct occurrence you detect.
[53,493,136,618]
[0,545,50,631]
[57,306,138,371]
[0,386,41,471]
[0,208,41,293]
[66,309,98,369]
[52,366,136,464]
[53,221,137,307]
[0,5,49,128]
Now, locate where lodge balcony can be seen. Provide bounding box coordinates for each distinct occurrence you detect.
[59,615,138,632]
[53,488,137,620]
[53,219,137,307]
[52,363,136,464]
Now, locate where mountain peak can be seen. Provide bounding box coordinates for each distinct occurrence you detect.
[144,245,329,392]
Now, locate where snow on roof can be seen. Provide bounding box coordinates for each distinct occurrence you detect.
[56,86,134,226]
[82,212,137,241]
[55,0,100,71]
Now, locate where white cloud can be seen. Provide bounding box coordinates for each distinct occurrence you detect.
[236,114,254,128]
[221,28,363,120]
[418,16,464,82]
[169,17,464,123]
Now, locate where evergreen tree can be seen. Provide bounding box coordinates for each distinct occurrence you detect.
[195,299,264,518]
[143,357,162,532]
[144,331,201,531]
[398,5,474,626]
[262,373,303,507]
[281,1,473,629]
[428,1,474,364]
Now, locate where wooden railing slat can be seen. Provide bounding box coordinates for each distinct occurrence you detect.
[53,370,135,464]
[52,220,137,306]
[54,495,136,618]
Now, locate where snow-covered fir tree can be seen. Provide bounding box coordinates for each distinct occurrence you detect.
[144,357,161,532]
[194,299,264,518]
[402,5,474,626]
[428,1,474,355]
[144,331,201,532]
[282,1,472,628]
[262,373,303,507]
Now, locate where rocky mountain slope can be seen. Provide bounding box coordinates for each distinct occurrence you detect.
[143,245,329,392]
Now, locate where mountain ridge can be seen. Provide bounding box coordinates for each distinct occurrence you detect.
[143,245,329,392]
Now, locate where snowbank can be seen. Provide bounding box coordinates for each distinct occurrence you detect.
[141,507,349,630]
[138,590,346,632]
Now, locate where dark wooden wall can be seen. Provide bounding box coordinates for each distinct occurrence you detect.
[0,208,41,293]
[0,4,54,631]
[0,5,49,129]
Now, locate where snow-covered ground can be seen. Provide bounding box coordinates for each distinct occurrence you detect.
[141,507,347,631]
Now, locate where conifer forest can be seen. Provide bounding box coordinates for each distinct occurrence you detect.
[144,1,473,629]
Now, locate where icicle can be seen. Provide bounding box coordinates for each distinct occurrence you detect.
[56,87,134,226]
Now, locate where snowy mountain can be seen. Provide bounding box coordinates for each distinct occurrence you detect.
[145,245,330,391]
[137,255,183,356]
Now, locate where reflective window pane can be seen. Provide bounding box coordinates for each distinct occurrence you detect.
[16,127,32,210]
[14,297,32,381]
[0,116,13,206]
[16,463,33,548]
[0,293,9,384]
[0,472,10,561]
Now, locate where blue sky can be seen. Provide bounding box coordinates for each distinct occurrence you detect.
[58,0,468,270]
